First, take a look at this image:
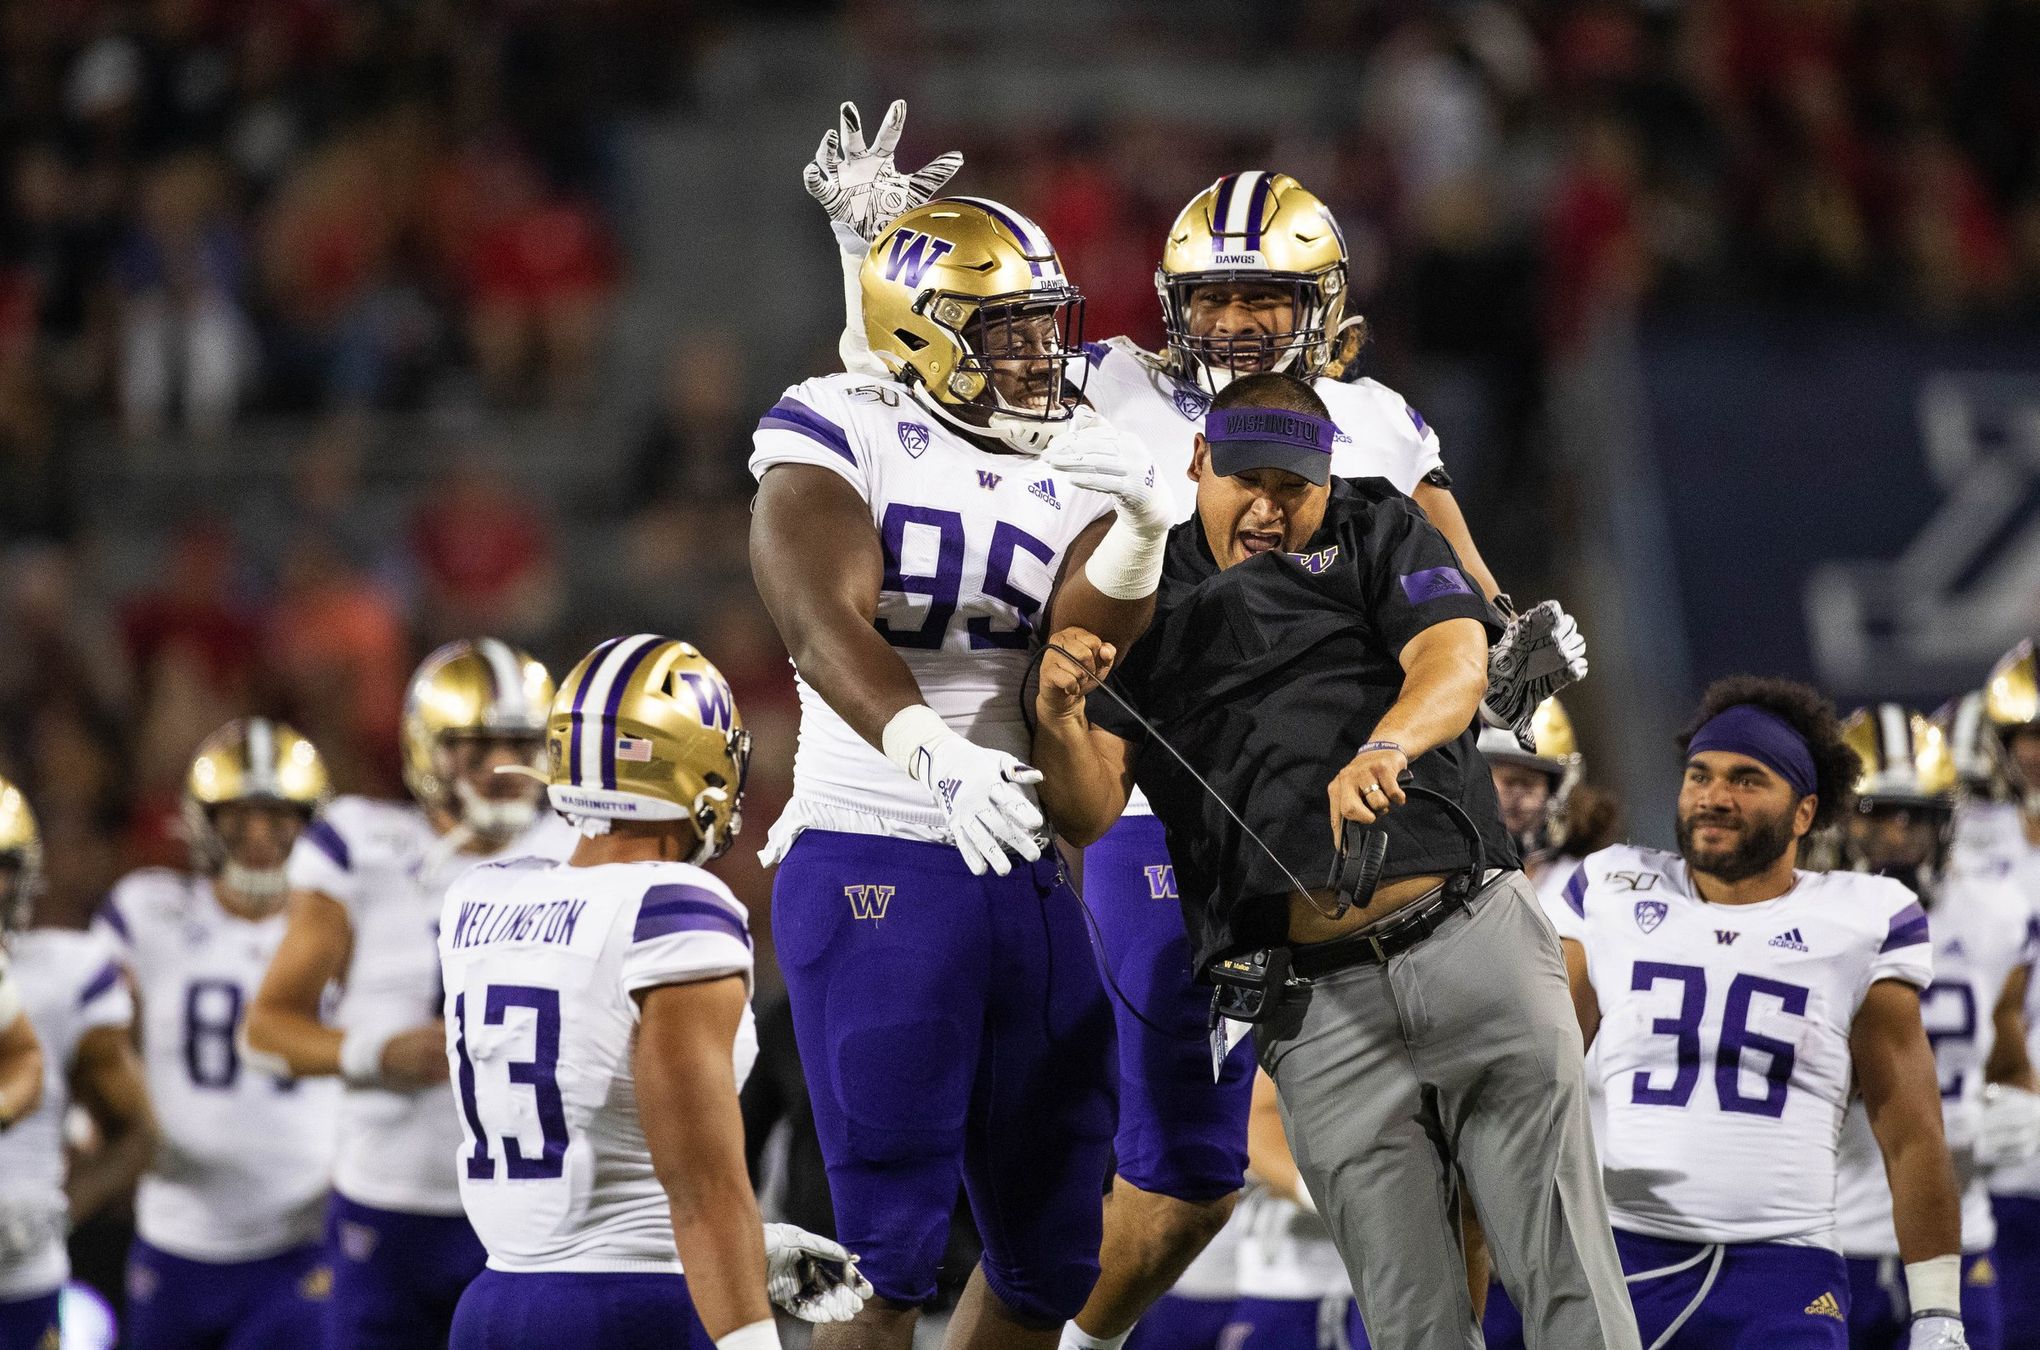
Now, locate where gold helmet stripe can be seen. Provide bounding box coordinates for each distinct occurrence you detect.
[245,717,278,796]
[476,636,528,723]
[569,633,662,791]
[946,196,1060,275]
[1214,170,1273,249]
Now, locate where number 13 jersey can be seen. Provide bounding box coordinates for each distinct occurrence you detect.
[438,856,758,1273]
[1552,844,1934,1248]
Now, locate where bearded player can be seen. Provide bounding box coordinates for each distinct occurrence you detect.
[97,719,343,1349]
[439,635,868,1349]
[248,638,576,1349]
[750,188,1165,1350]
[1830,706,2040,1350]
[1551,678,1967,1349]
[801,101,1588,1350]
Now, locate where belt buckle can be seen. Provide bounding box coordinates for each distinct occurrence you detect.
[1365,931,1388,963]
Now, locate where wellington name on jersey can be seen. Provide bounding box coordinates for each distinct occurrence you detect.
[285,795,575,1215]
[438,856,757,1273]
[1835,864,2037,1256]
[98,869,341,1262]
[750,372,1114,858]
[0,929,131,1300]
[1552,844,1934,1248]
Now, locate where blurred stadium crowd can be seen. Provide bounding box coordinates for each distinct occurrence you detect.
[3,0,2040,980]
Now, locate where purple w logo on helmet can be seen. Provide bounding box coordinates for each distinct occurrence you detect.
[882,229,956,289]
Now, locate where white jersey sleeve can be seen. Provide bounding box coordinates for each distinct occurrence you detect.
[749,372,1114,859]
[0,929,133,1299]
[440,858,758,1274]
[99,869,340,1261]
[1316,377,1447,494]
[1575,845,1928,1247]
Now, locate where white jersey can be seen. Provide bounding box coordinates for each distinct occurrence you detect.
[1966,807,2040,1199]
[1080,336,1446,816]
[0,929,132,1299]
[1537,859,1607,1154]
[97,870,340,1261]
[285,795,575,1214]
[749,372,1115,859]
[438,856,758,1273]
[1835,865,2036,1255]
[1551,845,1934,1248]
[1232,1186,1352,1302]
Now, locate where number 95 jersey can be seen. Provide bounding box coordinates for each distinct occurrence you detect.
[1552,844,1934,1247]
[750,373,1114,861]
[438,856,758,1273]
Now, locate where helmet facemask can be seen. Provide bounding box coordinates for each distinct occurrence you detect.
[439,731,548,844]
[200,799,313,916]
[915,287,1088,454]
[1159,271,1342,394]
[1842,798,1956,901]
[0,853,35,935]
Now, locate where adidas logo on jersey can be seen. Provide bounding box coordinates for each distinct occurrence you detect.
[1768,928,1810,952]
[1803,1292,1843,1321]
[1029,478,1061,509]
[937,777,962,810]
[1715,930,1740,945]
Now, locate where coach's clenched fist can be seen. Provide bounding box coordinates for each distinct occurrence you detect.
[1037,628,1116,725]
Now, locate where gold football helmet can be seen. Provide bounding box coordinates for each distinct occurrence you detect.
[183,718,332,911]
[1985,638,2040,810]
[543,635,751,863]
[402,638,555,842]
[1930,691,2005,801]
[1842,705,1957,807]
[0,777,42,933]
[1157,171,1351,391]
[861,198,1086,453]
[1476,697,1583,848]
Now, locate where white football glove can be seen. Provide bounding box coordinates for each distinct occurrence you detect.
[1978,1083,2040,1170]
[804,100,964,257]
[915,731,1045,877]
[1482,599,1588,752]
[763,1223,873,1324]
[1909,1314,1969,1349]
[1042,409,1172,540]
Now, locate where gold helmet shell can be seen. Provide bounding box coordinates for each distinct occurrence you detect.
[182,718,332,875]
[0,777,42,933]
[544,635,752,864]
[1476,698,1584,852]
[1985,640,2040,733]
[1841,704,1956,808]
[1157,171,1350,390]
[860,198,1086,447]
[401,638,555,819]
[1930,691,2005,800]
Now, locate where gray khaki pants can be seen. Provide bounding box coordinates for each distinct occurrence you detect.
[1255,871,1639,1350]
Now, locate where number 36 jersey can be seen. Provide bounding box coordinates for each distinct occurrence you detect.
[438,856,758,1273]
[750,374,1114,860]
[1551,844,1934,1248]
[96,870,340,1262]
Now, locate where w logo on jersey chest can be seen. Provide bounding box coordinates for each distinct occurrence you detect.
[977,469,1003,490]
[1634,900,1667,933]
[1715,930,1741,946]
[1144,865,1177,900]
[880,229,956,288]
[845,885,895,921]
[1289,546,1339,575]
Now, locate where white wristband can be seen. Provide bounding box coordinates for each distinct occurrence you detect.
[881,705,952,782]
[339,1027,394,1087]
[715,1319,782,1350]
[1905,1253,1961,1314]
[837,249,886,377]
[1082,514,1168,601]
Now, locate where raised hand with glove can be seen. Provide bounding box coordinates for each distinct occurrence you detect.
[1482,598,1589,753]
[763,1222,873,1323]
[882,705,1044,877]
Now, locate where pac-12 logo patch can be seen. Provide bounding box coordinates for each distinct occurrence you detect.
[1633,900,1667,933]
[898,421,930,457]
[1173,386,1211,420]
[845,885,894,921]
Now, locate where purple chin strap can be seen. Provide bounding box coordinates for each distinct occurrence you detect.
[1687,704,1818,797]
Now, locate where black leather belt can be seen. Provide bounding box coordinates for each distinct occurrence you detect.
[1287,872,1497,978]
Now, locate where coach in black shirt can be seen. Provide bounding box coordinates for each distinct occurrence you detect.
[1033,373,1638,1350]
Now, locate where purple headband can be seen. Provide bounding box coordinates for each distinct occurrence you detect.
[1687,704,1818,798]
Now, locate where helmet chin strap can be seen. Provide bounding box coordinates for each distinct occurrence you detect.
[910,383,1070,456]
[218,861,289,914]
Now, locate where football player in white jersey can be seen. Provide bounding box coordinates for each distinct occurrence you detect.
[1831,706,2040,1350]
[1551,678,1967,1349]
[749,194,1164,1350]
[1965,640,2040,1348]
[96,718,342,1349]
[247,638,577,1349]
[441,635,868,1350]
[0,778,159,1348]
[0,950,44,1135]
[800,104,1590,1350]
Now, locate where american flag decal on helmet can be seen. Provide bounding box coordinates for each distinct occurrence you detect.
[615,736,654,762]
